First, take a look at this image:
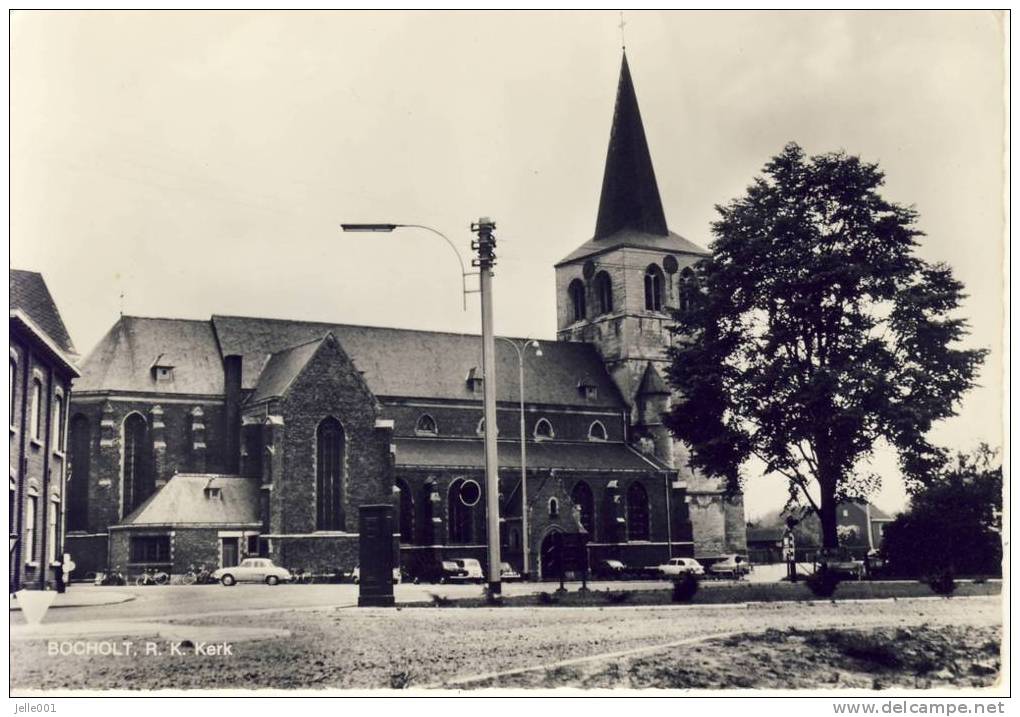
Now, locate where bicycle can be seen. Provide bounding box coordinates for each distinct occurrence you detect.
[180,565,214,586]
[290,567,314,585]
[135,567,170,586]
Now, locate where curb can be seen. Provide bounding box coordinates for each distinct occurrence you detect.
[9,593,136,612]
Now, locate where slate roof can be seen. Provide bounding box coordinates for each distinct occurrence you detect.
[117,474,259,527]
[556,228,709,267]
[594,53,668,240]
[74,316,224,395]
[9,270,76,355]
[248,335,325,404]
[637,362,670,396]
[746,527,784,544]
[212,315,626,409]
[394,437,669,472]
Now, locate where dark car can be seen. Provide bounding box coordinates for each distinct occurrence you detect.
[414,560,469,584]
[594,559,629,580]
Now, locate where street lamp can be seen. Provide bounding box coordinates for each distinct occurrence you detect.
[496,336,541,581]
[340,223,476,310]
[341,219,504,601]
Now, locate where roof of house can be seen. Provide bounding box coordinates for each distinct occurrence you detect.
[74,316,225,395]
[746,527,784,544]
[212,315,626,409]
[9,270,76,355]
[117,474,259,527]
[248,335,325,404]
[393,437,668,472]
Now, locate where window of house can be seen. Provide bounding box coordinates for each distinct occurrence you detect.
[588,421,608,442]
[130,535,171,563]
[9,355,16,428]
[246,534,260,556]
[644,264,665,312]
[30,378,42,442]
[415,414,438,436]
[534,418,554,441]
[465,367,483,393]
[47,497,59,564]
[626,482,650,541]
[52,392,64,452]
[548,497,559,518]
[594,271,613,315]
[316,417,346,531]
[24,494,37,563]
[568,279,586,322]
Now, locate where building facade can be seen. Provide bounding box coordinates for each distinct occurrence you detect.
[64,53,746,581]
[9,270,80,591]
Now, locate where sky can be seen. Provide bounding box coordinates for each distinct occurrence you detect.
[9,10,1006,520]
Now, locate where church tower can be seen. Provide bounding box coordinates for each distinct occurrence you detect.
[555,52,747,557]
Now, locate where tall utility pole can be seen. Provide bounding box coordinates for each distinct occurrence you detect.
[472,217,502,601]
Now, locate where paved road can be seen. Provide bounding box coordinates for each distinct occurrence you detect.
[12,579,680,624]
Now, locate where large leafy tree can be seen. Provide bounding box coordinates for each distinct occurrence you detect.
[665,143,986,549]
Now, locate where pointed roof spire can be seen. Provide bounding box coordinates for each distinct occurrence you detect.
[594,53,669,240]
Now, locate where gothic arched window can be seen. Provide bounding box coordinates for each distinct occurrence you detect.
[534,418,554,441]
[679,266,696,315]
[415,413,438,436]
[588,420,608,442]
[122,413,152,516]
[644,264,665,312]
[316,417,346,531]
[395,479,414,544]
[448,479,476,544]
[572,481,595,535]
[594,271,613,315]
[627,482,650,541]
[568,279,586,322]
[68,414,90,531]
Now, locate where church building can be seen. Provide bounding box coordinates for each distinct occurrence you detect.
[64,53,747,581]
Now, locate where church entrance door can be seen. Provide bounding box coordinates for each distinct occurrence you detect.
[539,531,561,581]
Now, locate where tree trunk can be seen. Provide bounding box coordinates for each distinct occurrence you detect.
[819,482,840,550]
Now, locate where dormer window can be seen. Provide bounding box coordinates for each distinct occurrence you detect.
[577,380,598,401]
[588,421,608,442]
[534,418,554,441]
[151,355,175,383]
[415,414,438,436]
[465,367,483,393]
[204,486,222,499]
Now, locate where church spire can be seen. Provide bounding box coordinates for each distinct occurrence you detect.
[594,52,669,240]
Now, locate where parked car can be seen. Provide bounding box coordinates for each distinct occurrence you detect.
[500,562,522,582]
[212,558,292,586]
[349,566,402,584]
[656,557,705,578]
[822,558,864,580]
[594,559,629,580]
[708,554,752,579]
[451,558,484,583]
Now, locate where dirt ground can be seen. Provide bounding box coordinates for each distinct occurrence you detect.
[10,596,1002,692]
[475,624,1002,690]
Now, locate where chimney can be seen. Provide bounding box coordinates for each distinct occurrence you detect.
[224,355,242,474]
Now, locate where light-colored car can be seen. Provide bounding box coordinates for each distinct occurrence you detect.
[500,562,522,582]
[656,557,705,577]
[350,566,402,584]
[452,558,484,583]
[708,554,751,579]
[212,558,292,586]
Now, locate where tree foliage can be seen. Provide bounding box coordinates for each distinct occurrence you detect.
[883,445,1002,577]
[664,142,986,548]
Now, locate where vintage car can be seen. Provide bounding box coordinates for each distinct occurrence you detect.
[500,562,522,582]
[655,557,705,578]
[451,558,484,583]
[212,558,292,586]
[349,566,403,584]
[593,559,630,580]
[708,554,752,579]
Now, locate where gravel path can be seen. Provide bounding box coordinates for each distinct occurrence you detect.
[10,596,1001,691]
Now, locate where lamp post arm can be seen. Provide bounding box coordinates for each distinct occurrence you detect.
[398,224,473,311]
